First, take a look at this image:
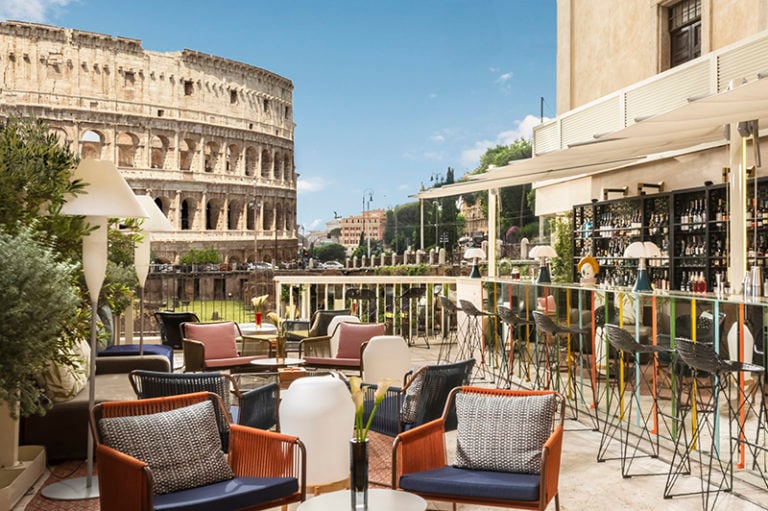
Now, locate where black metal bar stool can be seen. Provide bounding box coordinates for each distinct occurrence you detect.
[458,299,496,384]
[496,305,533,388]
[437,296,460,363]
[664,337,767,511]
[598,324,673,478]
[532,310,594,425]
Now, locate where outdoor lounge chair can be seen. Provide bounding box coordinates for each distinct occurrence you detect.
[90,391,306,511]
[364,358,475,437]
[299,321,385,374]
[392,386,565,511]
[129,370,279,431]
[181,321,271,372]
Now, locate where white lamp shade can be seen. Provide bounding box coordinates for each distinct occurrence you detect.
[529,245,557,260]
[134,237,151,287]
[61,159,147,219]
[135,195,174,232]
[463,247,486,260]
[623,241,661,259]
[279,376,355,485]
[82,216,108,301]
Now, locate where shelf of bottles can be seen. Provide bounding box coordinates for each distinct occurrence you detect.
[743,179,768,277]
[571,182,742,292]
[643,194,671,290]
[574,197,646,287]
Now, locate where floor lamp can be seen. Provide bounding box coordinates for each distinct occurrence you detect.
[133,196,174,355]
[41,159,147,500]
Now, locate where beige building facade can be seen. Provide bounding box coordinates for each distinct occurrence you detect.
[532,0,768,217]
[0,21,297,265]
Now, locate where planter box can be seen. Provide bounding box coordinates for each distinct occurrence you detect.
[0,445,45,511]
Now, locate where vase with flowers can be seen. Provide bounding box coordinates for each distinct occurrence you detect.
[348,376,395,510]
[251,294,268,327]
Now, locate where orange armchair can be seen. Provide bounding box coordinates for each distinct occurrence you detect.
[90,392,306,511]
[392,386,565,511]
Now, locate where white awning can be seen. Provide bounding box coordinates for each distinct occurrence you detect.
[415,75,768,200]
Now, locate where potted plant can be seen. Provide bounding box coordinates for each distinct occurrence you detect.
[0,226,80,507]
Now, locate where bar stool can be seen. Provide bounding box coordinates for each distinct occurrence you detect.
[598,324,672,478]
[458,299,496,383]
[664,338,767,511]
[496,305,532,388]
[531,310,594,424]
[437,296,460,363]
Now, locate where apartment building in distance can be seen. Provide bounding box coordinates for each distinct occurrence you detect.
[339,209,387,253]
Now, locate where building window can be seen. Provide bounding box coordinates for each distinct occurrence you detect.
[230,89,238,104]
[184,80,194,96]
[669,0,701,68]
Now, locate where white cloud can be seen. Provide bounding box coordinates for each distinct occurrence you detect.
[495,72,513,84]
[460,114,550,168]
[495,71,514,94]
[430,133,445,143]
[307,218,323,230]
[0,0,76,23]
[297,176,327,193]
[428,92,438,100]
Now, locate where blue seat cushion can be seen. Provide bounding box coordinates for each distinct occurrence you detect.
[398,466,540,502]
[99,344,174,371]
[153,476,298,511]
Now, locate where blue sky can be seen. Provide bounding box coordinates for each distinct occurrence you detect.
[1,0,556,231]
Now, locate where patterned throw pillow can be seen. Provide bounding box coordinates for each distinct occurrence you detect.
[400,371,424,424]
[42,338,90,403]
[454,393,556,474]
[99,400,233,494]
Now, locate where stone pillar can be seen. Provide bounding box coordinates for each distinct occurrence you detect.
[391,252,397,266]
[438,247,446,265]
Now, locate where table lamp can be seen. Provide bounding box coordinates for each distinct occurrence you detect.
[41,159,147,500]
[464,247,486,278]
[623,241,661,291]
[529,245,557,283]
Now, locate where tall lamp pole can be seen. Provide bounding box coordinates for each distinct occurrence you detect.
[363,188,374,259]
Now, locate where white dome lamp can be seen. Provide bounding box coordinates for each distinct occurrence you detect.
[463,247,486,278]
[624,241,661,291]
[529,245,557,283]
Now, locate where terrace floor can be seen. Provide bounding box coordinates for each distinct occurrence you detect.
[13,334,768,510]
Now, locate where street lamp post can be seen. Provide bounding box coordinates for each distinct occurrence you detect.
[363,189,374,259]
[433,200,440,249]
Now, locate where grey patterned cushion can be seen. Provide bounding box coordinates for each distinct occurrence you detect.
[400,371,424,423]
[454,393,556,474]
[99,400,233,494]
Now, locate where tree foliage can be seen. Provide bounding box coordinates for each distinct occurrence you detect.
[0,226,80,418]
[181,247,221,265]
[312,243,346,262]
[470,139,537,236]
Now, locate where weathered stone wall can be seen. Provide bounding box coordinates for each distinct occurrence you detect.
[0,21,298,264]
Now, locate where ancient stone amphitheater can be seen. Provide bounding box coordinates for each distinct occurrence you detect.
[0,20,297,265]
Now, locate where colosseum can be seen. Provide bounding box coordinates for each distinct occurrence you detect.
[0,20,298,266]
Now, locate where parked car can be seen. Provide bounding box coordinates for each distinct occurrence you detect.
[322,260,344,270]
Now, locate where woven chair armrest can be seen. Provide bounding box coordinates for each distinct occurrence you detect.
[541,425,564,505]
[238,335,272,356]
[95,444,152,511]
[182,338,205,372]
[392,418,446,487]
[298,335,331,358]
[229,425,306,489]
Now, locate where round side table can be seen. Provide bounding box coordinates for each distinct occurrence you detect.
[297,488,426,511]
